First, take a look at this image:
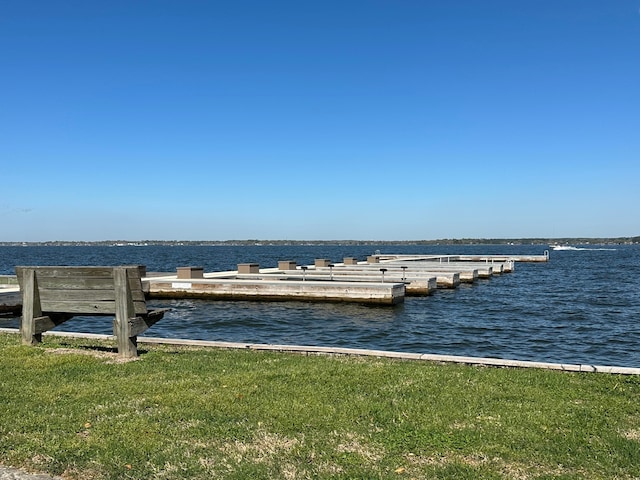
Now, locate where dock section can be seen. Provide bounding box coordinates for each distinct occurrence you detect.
[313,264,463,287]
[229,272,436,296]
[147,277,405,305]
[0,287,21,317]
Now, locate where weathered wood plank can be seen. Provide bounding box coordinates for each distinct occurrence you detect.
[22,277,146,299]
[36,300,148,315]
[33,314,72,334]
[114,267,138,357]
[15,266,144,281]
[129,309,167,337]
[39,290,117,302]
[39,296,146,316]
[41,300,116,314]
[16,266,115,280]
[21,268,41,345]
[27,277,117,290]
[38,282,144,300]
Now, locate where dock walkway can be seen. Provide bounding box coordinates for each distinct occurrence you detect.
[143,252,545,303]
[147,277,406,305]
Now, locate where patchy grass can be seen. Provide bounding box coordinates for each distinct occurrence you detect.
[1,332,639,479]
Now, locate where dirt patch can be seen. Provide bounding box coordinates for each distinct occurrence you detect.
[46,348,138,364]
[335,432,384,463]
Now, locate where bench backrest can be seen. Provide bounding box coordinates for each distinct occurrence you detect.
[15,266,148,316]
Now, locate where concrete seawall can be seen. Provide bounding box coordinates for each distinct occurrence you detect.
[1,328,636,375]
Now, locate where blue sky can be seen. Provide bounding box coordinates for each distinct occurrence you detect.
[1,1,639,241]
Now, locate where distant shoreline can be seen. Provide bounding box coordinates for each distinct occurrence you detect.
[1,237,638,247]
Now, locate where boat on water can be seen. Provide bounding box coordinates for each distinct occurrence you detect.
[550,244,579,251]
[550,244,618,252]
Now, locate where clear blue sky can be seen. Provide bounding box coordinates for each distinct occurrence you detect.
[1,1,639,241]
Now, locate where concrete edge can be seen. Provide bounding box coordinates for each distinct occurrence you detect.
[1,328,639,375]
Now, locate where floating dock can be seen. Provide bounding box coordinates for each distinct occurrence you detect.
[0,289,21,317]
[144,252,544,304]
[1,252,548,308]
[147,277,406,305]
[0,275,21,316]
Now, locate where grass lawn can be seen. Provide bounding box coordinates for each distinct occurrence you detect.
[1,332,639,479]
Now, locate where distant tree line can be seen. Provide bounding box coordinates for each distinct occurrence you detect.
[1,237,638,247]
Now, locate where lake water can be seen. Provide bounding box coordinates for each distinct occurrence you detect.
[1,244,639,367]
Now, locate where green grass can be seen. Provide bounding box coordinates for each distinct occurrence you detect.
[1,332,639,479]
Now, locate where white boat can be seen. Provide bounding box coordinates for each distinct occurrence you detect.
[550,244,579,251]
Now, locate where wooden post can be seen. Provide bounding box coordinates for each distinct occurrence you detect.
[21,268,43,345]
[114,267,138,358]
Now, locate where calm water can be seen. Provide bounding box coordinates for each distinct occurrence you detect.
[2,244,639,367]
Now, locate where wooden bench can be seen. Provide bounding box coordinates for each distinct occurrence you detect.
[15,266,168,358]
